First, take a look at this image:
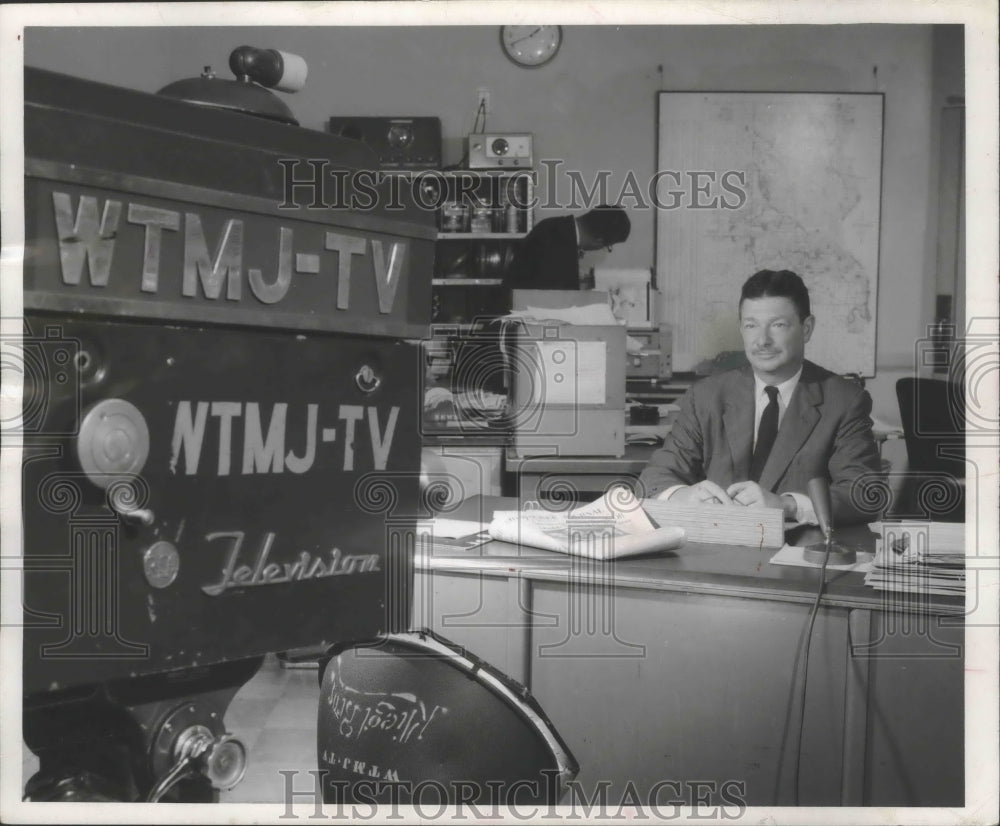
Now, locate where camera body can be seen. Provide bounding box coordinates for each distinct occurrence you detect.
[19,66,434,801]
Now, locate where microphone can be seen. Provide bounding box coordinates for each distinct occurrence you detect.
[802,477,857,564]
[807,477,834,540]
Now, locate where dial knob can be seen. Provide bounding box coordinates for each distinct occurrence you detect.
[76,399,150,488]
[387,124,414,149]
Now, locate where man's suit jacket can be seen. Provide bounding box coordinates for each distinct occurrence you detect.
[503,215,580,291]
[638,361,884,525]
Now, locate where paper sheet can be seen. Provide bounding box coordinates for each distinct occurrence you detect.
[416,518,487,539]
[415,519,492,557]
[593,267,652,325]
[770,544,874,573]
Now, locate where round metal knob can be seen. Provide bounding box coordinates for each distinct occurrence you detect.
[142,541,180,589]
[355,365,382,394]
[76,399,150,488]
[203,735,248,790]
[387,123,414,149]
[170,725,247,791]
[173,725,215,763]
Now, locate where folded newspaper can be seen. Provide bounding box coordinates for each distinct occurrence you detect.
[488,486,685,560]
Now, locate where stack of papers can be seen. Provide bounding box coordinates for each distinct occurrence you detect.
[864,522,965,597]
[508,303,621,326]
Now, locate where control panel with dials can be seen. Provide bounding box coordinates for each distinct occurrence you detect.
[468,132,533,169]
[328,116,442,169]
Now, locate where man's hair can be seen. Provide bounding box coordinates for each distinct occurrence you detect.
[580,205,631,246]
[739,269,811,320]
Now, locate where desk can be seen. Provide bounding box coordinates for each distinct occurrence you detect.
[508,443,658,501]
[412,497,964,807]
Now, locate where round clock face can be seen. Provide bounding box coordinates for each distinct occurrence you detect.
[500,25,562,68]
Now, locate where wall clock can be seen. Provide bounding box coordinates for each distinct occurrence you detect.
[500,26,562,68]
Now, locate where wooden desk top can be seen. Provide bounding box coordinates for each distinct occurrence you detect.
[417,496,964,615]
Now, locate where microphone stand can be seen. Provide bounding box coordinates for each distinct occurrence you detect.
[802,477,857,565]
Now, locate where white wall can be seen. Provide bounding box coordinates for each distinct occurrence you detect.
[24,24,962,426]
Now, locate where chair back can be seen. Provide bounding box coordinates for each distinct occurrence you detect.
[895,377,965,475]
[894,377,965,520]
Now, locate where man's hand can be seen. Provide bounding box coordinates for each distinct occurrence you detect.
[660,480,735,506]
[727,481,796,519]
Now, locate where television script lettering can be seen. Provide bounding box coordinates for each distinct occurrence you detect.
[326,679,444,747]
[201,530,380,596]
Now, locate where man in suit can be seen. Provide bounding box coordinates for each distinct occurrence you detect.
[638,269,882,526]
[503,205,631,291]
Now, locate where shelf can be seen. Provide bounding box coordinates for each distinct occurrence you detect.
[432,169,535,178]
[423,432,513,447]
[431,168,533,322]
[432,278,503,286]
[429,323,479,332]
[437,232,527,240]
[376,169,533,178]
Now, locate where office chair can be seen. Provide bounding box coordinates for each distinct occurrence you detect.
[894,377,966,521]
